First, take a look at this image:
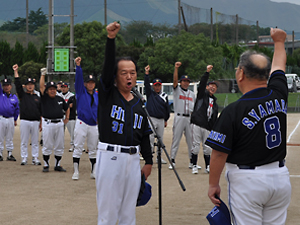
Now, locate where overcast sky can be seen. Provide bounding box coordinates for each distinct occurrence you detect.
[271,0,300,5]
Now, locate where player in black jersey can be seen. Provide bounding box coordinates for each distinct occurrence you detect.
[39,68,70,173]
[206,28,291,225]
[95,22,153,225]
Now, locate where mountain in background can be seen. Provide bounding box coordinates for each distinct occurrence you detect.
[0,0,299,32]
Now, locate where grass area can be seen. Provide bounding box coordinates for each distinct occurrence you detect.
[215,92,300,108]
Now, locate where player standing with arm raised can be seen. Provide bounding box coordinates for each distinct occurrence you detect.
[13,64,42,165]
[207,28,291,225]
[169,62,196,170]
[144,65,170,164]
[95,21,153,225]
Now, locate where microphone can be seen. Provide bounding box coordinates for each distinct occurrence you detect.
[132,87,146,103]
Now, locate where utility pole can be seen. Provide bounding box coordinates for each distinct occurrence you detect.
[210,8,213,41]
[256,21,259,45]
[69,0,75,92]
[48,0,53,82]
[26,0,29,47]
[178,0,181,34]
[235,14,238,45]
[104,0,107,25]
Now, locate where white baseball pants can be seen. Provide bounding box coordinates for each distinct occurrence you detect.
[149,117,165,151]
[73,119,98,158]
[20,119,40,158]
[226,162,291,225]
[42,119,65,156]
[0,116,15,154]
[170,114,192,159]
[191,124,212,155]
[95,142,141,225]
[66,119,76,147]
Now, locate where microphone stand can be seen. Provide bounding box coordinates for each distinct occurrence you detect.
[132,87,186,225]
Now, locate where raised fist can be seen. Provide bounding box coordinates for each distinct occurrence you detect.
[106,21,121,39]
[270,28,286,43]
[75,57,81,66]
[40,68,47,76]
[12,64,18,71]
[207,65,213,73]
[145,65,150,73]
[175,62,182,68]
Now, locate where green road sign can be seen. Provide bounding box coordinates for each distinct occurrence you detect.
[54,49,69,72]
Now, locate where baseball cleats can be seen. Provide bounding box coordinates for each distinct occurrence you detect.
[7,155,16,161]
[32,157,41,165]
[205,165,210,174]
[69,148,74,152]
[43,166,49,172]
[189,163,201,169]
[72,172,79,180]
[21,158,27,165]
[168,163,175,170]
[54,166,66,172]
[0,155,3,161]
[192,165,198,174]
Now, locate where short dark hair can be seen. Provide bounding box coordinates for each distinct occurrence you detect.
[114,56,138,76]
[238,50,271,80]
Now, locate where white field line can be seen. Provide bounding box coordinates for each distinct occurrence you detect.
[287,119,300,143]
[290,175,300,178]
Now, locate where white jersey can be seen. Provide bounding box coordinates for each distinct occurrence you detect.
[58,91,74,103]
[173,86,195,115]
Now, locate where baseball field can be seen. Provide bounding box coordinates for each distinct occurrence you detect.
[1,113,299,225]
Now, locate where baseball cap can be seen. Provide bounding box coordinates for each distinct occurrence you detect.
[61,82,68,87]
[179,75,191,82]
[153,78,162,85]
[136,174,152,207]
[206,196,231,225]
[207,81,219,88]
[57,81,63,85]
[85,74,96,83]
[2,78,12,85]
[24,78,35,85]
[45,81,57,90]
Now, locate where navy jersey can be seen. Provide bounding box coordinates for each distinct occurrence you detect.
[205,70,288,167]
[98,38,153,164]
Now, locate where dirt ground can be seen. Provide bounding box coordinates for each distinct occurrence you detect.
[0,113,299,225]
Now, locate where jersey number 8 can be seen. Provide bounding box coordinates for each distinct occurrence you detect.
[264,116,281,149]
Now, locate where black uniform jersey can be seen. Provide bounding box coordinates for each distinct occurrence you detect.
[98,37,153,164]
[15,77,41,121]
[41,93,68,119]
[67,95,77,120]
[205,70,288,167]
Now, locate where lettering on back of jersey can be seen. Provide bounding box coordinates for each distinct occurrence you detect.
[208,131,226,144]
[242,98,287,130]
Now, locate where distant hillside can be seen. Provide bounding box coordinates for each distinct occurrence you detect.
[0,0,299,32]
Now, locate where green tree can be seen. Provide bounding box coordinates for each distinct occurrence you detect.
[0,40,12,75]
[57,21,125,76]
[18,61,45,84]
[11,41,24,67]
[138,31,224,82]
[24,42,39,62]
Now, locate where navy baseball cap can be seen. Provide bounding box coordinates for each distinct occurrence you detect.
[153,78,162,85]
[45,81,57,90]
[136,174,152,207]
[61,82,68,87]
[179,75,191,82]
[207,81,219,88]
[85,75,96,83]
[2,78,12,85]
[206,197,231,225]
[24,78,35,85]
[57,80,63,84]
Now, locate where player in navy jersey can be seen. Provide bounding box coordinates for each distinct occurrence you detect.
[95,21,153,225]
[207,28,291,225]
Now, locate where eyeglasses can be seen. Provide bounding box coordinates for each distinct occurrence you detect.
[235,67,242,71]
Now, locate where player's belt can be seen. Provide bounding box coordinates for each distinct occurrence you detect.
[237,160,285,170]
[106,145,138,155]
[44,118,62,123]
[177,113,190,117]
[1,115,11,118]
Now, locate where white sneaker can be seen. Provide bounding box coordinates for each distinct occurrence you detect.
[32,157,41,165]
[189,163,201,169]
[192,165,198,174]
[21,158,27,165]
[156,158,167,164]
[69,148,74,152]
[72,172,79,180]
[168,163,175,170]
[90,172,95,179]
[205,165,210,174]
